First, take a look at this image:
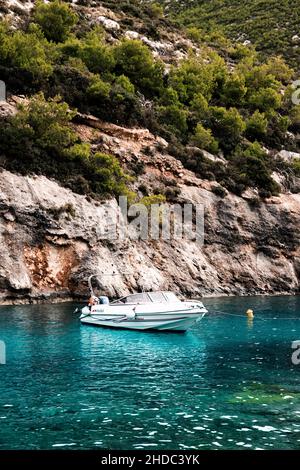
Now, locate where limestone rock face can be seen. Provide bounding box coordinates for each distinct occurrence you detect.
[0,101,17,119]
[0,165,299,304]
[1,110,300,303]
[97,16,120,31]
[278,150,300,162]
[0,97,299,302]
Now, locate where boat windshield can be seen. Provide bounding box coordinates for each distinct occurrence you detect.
[148,292,166,302]
[115,291,180,304]
[123,293,152,304]
[163,292,180,302]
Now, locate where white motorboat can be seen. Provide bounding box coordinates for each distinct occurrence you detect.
[80,290,207,332]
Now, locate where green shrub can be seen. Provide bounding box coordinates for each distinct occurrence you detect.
[190,93,209,121]
[221,74,247,106]
[34,0,78,43]
[45,59,92,108]
[87,75,111,101]
[114,39,164,97]
[246,110,268,140]
[0,20,9,53]
[229,43,257,61]
[263,114,291,149]
[203,28,232,51]
[289,106,300,132]
[212,184,227,198]
[64,142,91,160]
[242,64,280,90]
[157,104,188,138]
[59,35,82,58]
[6,93,77,154]
[87,74,142,125]
[186,27,203,44]
[107,76,142,124]
[208,106,246,151]
[0,23,56,79]
[169,54,216,104]
[249,87,282,112]
[147,2,164,19]
[0,93,130,198]
[113,74,135,95]
[91,152,130,196]
[159,87,181,107]
[79,28,115,74]
[264,56,294,84]
[229,142,280,195]
[292,160,300,177]
[190,123,219,153]
[139,194,166,207]
[59,28,115,76]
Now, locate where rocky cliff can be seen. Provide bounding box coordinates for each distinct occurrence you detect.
[0,1,300,303]
[0,114,299,304]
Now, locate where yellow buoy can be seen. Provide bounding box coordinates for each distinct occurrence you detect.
[246,309,254,319]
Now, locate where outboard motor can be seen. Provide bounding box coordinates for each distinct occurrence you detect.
[99,296,109,305]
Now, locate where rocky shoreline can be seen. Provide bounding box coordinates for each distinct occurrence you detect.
[1,292,299,307]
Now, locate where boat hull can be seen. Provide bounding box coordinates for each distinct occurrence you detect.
[80,313,205,332]
[80,303,207,332]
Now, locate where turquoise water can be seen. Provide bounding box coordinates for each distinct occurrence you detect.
[0,296,300,450]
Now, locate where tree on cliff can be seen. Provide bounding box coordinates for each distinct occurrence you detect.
[34,0,78,43]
